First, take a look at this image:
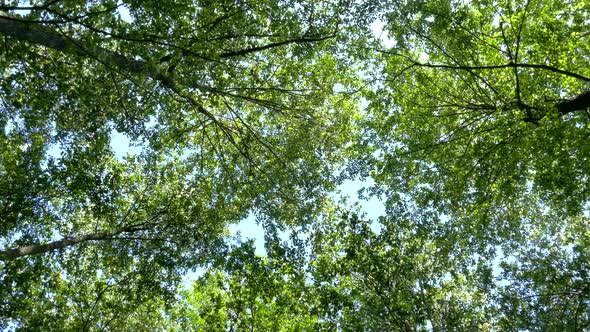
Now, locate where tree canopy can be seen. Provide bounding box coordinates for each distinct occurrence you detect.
[1,0,590,330]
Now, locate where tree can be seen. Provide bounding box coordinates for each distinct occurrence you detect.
[307,211,495,332]
[3,0,590,330]
[361,0,590,329]
[368,0,590,236]
[495,213,590,331]
[158,1,590,329]
[0,0,367,328]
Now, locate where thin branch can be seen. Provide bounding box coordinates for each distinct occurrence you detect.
[499,21,514,61]
[218,33,336,58]
[513,0,531,63]
[512,0,531,115]
[386,55,590,82]
[222,97,287,169]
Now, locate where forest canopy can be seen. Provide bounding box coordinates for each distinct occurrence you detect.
[1,0,589,330]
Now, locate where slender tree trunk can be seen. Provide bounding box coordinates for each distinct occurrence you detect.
[0,231,114,258]
[0,14,220,128]
[0,15,168,82]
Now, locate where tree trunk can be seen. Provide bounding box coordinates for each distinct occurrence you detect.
[0,14,221,128]
[557,90,590,116]
[0,231,114,258]
[0,15,171,85]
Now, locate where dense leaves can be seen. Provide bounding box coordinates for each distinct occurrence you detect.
[169,240,320,331]
[2,0,590,330]
[364,0,590,329]
[0,0,366,329]
[371,0,590,221]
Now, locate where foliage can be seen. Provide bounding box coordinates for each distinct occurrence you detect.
[2,0,590,330]
[496,213,590,330]
[0,0,366,329]
[304,211,494,331]
[369,0,590,224]
[362,0,590,329]
[168,240,320,331]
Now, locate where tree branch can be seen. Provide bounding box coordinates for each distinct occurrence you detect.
[0,14,288,161]
[0,222,154,259]
[218,33,336,58]
[1,231,115,258]
[382,49,590,82]
[404,59,590,82]
[0,15,141,73]
[557,90,590,115]
[0,14,219,122]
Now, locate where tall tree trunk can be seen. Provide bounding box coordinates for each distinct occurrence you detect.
[0,231,115,258]
[0,14,220,130]
[0,15,170,83]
